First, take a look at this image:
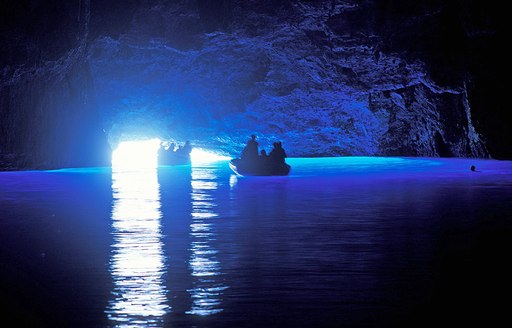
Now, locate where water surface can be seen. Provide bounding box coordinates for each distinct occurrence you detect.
[1,157,511,327]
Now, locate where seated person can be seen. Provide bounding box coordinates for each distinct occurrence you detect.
[241,134,259,161]
[269,141,287,163]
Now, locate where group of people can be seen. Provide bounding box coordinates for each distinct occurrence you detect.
[159,140,192,164]
[166,141,192,155]
[158,135,287,167]
[241,134,287,164]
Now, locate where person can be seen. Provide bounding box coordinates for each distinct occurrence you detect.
[158,143,169,163]
[241,134,259,160]
[182,140,192,155]
[175,141,192,157]
[171,141,192,164]
[269,141,287,163]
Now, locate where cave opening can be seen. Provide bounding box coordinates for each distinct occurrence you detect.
[111,139,161,170]
[189,148,231,163]
[111,138,229,170]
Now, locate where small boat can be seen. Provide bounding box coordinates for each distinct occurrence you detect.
[229,158,291,176]
[158,149,191,166]
[158,141,192,166]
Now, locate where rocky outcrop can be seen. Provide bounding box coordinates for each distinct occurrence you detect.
[370,81,486,157]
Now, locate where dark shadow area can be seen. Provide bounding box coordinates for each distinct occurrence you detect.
[373,0,507,158]
[396,225,510,328]
[0,170,113,327]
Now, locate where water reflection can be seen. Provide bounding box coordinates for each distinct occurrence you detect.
[107,168,169,327]
[229,174,238,190]
[187,165,227,316]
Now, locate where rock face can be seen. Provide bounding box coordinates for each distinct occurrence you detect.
[1,0,504,169]
[369,82,485,157]
[0,0,110,169]
[89,0,489,157]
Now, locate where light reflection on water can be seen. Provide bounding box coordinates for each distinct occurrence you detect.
[1,157,511,327]
[107,168,169,327]
[187,165,228,316]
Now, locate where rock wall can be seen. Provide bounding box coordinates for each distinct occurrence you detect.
[89,0,488,157]
[2,0,502,169]
[0,0,110,169]
[370,82,485,157]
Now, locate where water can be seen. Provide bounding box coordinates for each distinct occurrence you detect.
[1,157,511,328]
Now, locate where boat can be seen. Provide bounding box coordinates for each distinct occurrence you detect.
[229,158,291,176]
[158,148,191,166]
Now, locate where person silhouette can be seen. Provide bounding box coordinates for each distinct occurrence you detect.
[269,141,287,163]
[259,149,269,168]
[182,140,192,155]
[241,134,259,161]
[278,142,287,158]
[171,141,192,164]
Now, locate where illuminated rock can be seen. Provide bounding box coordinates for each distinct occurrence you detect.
[1,1,504,169]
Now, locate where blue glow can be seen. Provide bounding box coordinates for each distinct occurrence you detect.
[1,157,511,327]
[284,156,448,177]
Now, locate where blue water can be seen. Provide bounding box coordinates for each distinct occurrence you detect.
[1,157,511,327]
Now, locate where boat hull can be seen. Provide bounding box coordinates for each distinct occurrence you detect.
[229,159,290,176]
[158,151,190,166]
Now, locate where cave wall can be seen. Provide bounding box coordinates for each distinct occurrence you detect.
[369,82,485,157]
[0,0,110,169]
[1,0,504,169]
[89,0,489,157]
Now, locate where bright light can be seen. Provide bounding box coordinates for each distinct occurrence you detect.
[108,167,169,325]
[112,139,161,170]
[190,148,230,164]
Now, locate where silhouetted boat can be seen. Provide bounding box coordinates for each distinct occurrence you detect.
[229,158,291,176]
[158,149,191,166]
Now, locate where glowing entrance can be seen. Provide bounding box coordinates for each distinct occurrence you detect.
[111,139,230,169]
[190,149,230,164]
[112,139,161,170]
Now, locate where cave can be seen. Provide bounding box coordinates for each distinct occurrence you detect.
[1,0,507,170]
[1,2,509,328]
